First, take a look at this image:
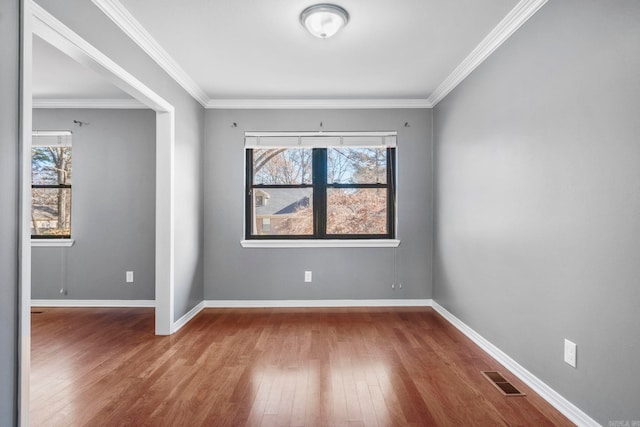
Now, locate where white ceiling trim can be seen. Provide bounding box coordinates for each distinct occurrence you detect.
[33,98,147,109]
[91,0,209,107]
[90,0,547,110]
[206,99,432,109]
[427,0,548,107]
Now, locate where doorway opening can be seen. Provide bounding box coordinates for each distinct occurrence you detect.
[21,2,176,424]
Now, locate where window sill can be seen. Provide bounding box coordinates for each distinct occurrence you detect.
[31,239,75,247]
[241,239,400,248]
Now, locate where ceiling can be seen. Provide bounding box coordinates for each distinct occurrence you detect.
[33,0,532,104]
[33,35,131,100]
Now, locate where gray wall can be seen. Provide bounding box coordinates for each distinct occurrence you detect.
[204,109,433,300]
[433,0,640,423]
[0,0,19,424]
[36,0,205,320]
[32,109,156,300]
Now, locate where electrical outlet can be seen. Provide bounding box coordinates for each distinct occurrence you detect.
[304,271,312,282]
[564,339,577,368]
[126,271,134,283]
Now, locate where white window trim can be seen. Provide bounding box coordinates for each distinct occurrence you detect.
[31,239,75,247]
[241,239,400,248]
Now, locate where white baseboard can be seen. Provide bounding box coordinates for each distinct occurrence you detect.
[172,301,204,333]
[31,299,155,308]
[431,301,599,427]
[204,299,433,308]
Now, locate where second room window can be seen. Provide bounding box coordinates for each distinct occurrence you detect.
[31,131,73,239]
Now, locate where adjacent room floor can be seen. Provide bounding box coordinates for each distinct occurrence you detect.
[31,307,573,426]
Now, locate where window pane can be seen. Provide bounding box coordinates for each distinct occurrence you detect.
[31,188,72,237]
[327,188,387,235]
[32,146,72,185]
[253,148,312,185]
[327,147,386,184]
[252,188,313,235]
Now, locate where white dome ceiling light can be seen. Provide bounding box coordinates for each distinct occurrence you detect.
[300,4,350,39]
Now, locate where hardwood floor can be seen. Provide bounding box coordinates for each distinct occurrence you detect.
[31,307,573,426]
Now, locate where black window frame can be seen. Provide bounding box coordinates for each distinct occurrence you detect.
[30,183,73,239]
[246,147,396,240]
[31,135,73,240]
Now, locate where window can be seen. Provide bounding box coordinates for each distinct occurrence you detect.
[245,132,396,240]
[31,131,72,239]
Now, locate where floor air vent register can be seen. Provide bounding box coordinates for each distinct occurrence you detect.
[481,371,526,397]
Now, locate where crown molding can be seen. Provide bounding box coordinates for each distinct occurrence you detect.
[427,0,548,107]
[206,98,432,109]
[91,0,546,110]
[92,0,209,107]
[33,98,147,109]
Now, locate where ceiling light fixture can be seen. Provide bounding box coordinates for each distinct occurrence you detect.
[300,4,349,39]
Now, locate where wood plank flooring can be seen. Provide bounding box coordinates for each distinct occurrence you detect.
[31,307,574,426]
